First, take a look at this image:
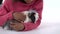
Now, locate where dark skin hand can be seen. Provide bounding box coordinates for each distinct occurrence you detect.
[13,12,26,22]
[9,12,26,31]
[10,21,24,31]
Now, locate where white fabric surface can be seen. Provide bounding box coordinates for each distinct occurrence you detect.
[0,0,60,34]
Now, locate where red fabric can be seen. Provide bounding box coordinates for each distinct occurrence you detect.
[0,0,43,30]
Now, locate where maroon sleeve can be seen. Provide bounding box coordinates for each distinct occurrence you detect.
[0,0,13,26]
[33,0,43,19]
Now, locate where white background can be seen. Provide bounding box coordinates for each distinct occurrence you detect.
[0,0,60,34]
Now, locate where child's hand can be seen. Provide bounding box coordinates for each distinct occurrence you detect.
[13,12,26,22]
[10,21,24,31]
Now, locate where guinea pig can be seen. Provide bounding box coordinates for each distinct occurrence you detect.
[23,10,39,23]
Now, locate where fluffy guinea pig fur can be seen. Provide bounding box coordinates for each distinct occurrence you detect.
[23,11,39,23]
